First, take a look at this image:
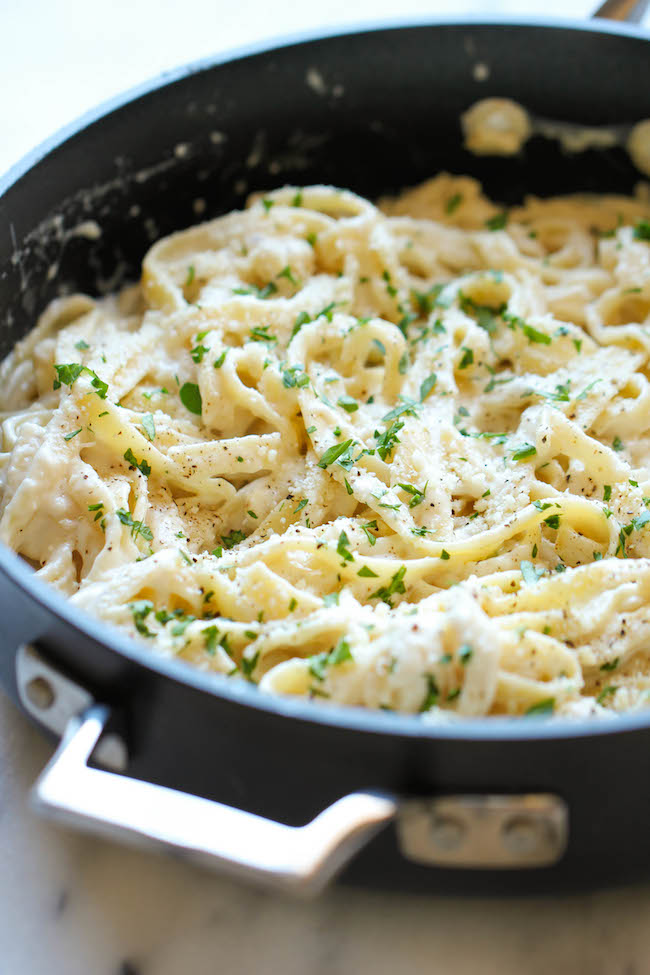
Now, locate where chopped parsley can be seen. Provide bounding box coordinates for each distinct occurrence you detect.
[309,639,353,681]
[420,373,437,401]
[633,219,650,241]
[179,382,202,415]
[600,657,620,672]
[612,436,624,452]
[361,520,378,546]
[336,530,354,564]
[397,481,427,508]
[277,265,299,286]
[596,685,617,704]
[458,644,473,664]
[221,529,247,549]
[241,649,260,680]
[141,413,156,441]
[525,698,555,716]
[445,192,463,215]
[512,443,537,461]
[485,212,508,231]
[53,363,108,399]
[458,347,474,369]
[249,324,278,344]
[293,499,308,514]
[337,395,359,413]
[190,342,209,363]
[63,427,82,441]
[116,508,153,542]
[369,565,407,606]
[318,438,355,469]
[129,600,155,637]
[213,350,227,368]
[282,365,310,388]
[357,565,379,578]
[419,674,439,712]
[374,420,404,462]
[124,448,151,477]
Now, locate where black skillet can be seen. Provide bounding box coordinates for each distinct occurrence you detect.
[1,18,650,896]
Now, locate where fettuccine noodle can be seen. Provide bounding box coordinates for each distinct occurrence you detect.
[3,174,650,720]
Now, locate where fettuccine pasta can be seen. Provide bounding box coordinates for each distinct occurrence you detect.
[3,174,650,720]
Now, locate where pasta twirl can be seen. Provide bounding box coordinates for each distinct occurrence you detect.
[3,175,650,720]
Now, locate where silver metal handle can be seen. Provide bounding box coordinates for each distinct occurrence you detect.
[31,705,397,897]
[593,0,649,22]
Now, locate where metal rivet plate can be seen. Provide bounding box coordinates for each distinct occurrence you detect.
[397,794,568,869]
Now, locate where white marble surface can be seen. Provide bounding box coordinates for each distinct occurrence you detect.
[4,693,650,975]
[3,1,650,973]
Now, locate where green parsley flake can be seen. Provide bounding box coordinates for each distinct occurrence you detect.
[445,192,463,215]
[336,530,354,563]
[318,439,354,469]
[124,448,151,477]
[116,508,153,542]
[64,428,82,441]
[180,382,202,415]
[277,265,299,286]
[53,363,108,399]
[485,212,508,231]
[420,674,439,712]
[512,443,537,461]
[309,639,353,681]
[600,657,619,672]
[221,530,247,549]
[141,413,156,442]
[525,698,555,716]
[458,347,474,369]
[633,219,650,241]
[338,395,359,413]
[596,685,618,705]
[369,565,407,606]
[420,373,437,401]
[357,565,379,578]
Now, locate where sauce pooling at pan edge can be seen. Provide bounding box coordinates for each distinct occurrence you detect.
[2,174,650,720]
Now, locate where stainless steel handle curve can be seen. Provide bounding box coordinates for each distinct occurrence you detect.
[31,705,397,897]
[593,0,649,23]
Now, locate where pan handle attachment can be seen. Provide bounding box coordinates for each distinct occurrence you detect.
[592,0,649,23]
[31,704,397,897]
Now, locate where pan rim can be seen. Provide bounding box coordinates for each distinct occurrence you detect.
[1,13,649,192]
[2,15,650,745]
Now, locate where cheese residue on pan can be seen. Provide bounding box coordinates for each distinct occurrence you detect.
[3,175,650,720]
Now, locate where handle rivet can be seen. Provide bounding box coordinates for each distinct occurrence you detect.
[501,815,553,856]
[25,675,55,711]
[430,815,465,851]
